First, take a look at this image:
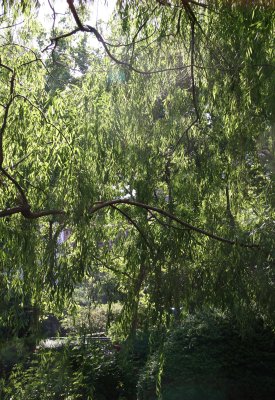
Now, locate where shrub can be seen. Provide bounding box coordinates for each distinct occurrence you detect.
[3,338,136,400]
[137,313,275,400]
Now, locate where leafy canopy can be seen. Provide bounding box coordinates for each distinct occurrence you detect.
[0,0,274,334]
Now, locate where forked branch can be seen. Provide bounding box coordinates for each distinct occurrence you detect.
[42,0,202,76]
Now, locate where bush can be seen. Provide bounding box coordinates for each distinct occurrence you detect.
[3,338,136,400]
[137,313,275,400]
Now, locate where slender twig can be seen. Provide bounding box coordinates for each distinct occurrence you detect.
[170,117,199,156]
[14,170,49,198]
[190,21,199,120]
[104,28,158,48]
[91,254,132,279]
[130,6,158,64]
[0,20,24,30]
[156,0,208,9]
[9,141,53,170]
[0,43,53,79]
[48,0,56,35]
[226,184,235,229]
[14,94,73,150]
[42,28,81,52]
[181,0,203,31]
[148,209,190,232]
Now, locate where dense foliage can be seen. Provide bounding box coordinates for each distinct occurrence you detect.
[0,0,274,397]
[138,313,275,399]
[2,339,137,399]
[2,313,275,400]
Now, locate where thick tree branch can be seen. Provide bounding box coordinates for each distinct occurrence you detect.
[67,0,83,28]
[0,197,258,249]
[0,163,65,219]
[21,208,66,219]
[0,205,65,219]
[188,0,208,8]
[0,166,65,219]
[46,23,194,75]
[0,206,27,218]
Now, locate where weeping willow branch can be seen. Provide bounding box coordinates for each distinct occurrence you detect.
[42,28,81,52]
[0,205,65,219]
[0,197,258,248]
[111,204,154,253]
[0,206,27,217]
[0,167,29,206]
[91,199,259,249]
[42,0,203,76]
[190,20,199,120]
[14,94,73,150]
[91,254,132,280]
[0,62,15,167]
[148,209,190,232]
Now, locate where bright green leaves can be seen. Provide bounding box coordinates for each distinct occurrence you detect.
[0,0,274,335]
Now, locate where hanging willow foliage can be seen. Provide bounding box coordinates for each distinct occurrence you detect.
[0,0,274,334]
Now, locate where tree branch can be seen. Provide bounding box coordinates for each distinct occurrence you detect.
[0,206,27,218]
[0,196,258,249]
[0,204,65,219]
[0,20,24,30]
[91,254,132,279]
[14,94,73,150]
[43,1,205,76]
[111,204,154,252]
[170,117,198,155]
[91,199,258,248]
[188,0,208,8]
[42,28,81,52]
[0,167,29,205]
[67,0,83,28]
[190,20,199,120]
[148,209,190,232]
[0,62,15,167]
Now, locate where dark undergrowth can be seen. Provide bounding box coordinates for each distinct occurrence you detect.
[1,312,275,400]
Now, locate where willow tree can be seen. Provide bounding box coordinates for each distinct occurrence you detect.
[0,0,274,335]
